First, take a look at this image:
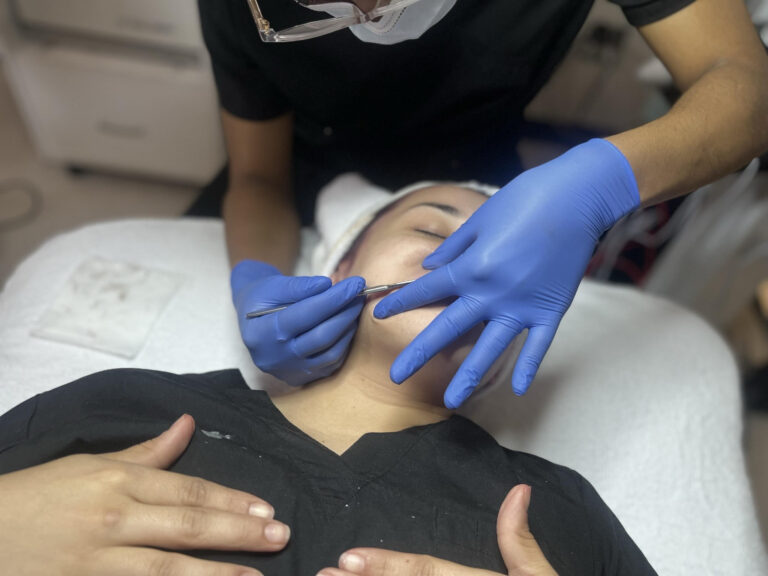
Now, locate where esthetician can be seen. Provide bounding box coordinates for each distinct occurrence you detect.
[196,0,768,406]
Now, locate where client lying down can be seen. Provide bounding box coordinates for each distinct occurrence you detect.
[0,184,656,575]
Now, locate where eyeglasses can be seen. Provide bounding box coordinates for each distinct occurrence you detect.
[247,0,427,43]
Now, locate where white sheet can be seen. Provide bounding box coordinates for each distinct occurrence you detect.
[0,217,766,575]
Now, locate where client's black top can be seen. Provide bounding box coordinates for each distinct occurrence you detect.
[0,369,656,575]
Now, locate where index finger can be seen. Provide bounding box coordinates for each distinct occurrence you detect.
[373,266,458,320]
[275,276,365,339]
[127,466,275,519]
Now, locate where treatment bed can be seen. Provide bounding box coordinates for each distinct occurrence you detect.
[0,186,766,575]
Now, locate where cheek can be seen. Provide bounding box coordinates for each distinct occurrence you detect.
[348,236,480,356]
[349,237,437,287]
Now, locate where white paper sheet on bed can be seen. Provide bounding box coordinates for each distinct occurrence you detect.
[0,217,765,575]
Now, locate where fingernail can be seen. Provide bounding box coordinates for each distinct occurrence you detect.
[373,304,388,319]
[339,552,365,573]
[516,484,532,509]
[391,360,415,384]
[248,502,274,519]
[446,386,472,409]
[390,362,407,384]
[349,277,365,295]
[265,522,290,544]
[513,374,532,396]
[392,348,425,383]
[313,276,331,290]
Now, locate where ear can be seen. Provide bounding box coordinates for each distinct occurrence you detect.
[331,254,355,284]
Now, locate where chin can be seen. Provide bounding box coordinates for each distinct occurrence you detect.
[363,301,478,367]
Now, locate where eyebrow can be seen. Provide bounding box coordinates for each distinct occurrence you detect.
[405,202,463,217]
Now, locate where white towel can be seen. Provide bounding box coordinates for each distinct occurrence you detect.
[32,257,183,358]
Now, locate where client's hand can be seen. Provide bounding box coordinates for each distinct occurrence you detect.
[0,415,289,576]
[317,485,558,576]
[232,260,365,386]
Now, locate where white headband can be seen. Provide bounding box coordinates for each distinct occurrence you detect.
[311,173,498,276]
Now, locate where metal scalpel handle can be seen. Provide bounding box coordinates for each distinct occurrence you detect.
[246,280,414,319]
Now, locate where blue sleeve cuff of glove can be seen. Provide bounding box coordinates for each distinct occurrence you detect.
[587,138,641,224]
[231,260,281,297]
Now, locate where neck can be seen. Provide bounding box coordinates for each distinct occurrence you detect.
[271,333,451,455]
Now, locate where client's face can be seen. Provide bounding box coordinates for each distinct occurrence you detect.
[334,185,487,386]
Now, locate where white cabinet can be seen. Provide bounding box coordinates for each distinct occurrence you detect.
[11,43,225,184]
[12,0,204,53]
[2,0,226,185]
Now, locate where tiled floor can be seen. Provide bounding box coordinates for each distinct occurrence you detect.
[1,0,767,556]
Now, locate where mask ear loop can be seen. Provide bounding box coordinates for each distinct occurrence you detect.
[362,4,406,34]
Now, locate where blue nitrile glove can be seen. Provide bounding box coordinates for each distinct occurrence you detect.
[231,260,366,386]
[374,139,640,408]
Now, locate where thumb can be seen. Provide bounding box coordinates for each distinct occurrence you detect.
[106,414,195,469]
[497,485,558,576]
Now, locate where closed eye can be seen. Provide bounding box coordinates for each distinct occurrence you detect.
[415,229,447,240]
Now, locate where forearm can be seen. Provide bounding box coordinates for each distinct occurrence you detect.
[608,58,768,206]
[223,180,301,274]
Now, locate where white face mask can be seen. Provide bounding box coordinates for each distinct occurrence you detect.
[304,0,457,45]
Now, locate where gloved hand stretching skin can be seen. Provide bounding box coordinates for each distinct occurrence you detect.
[232,260,365,386]
[374,139,640,408]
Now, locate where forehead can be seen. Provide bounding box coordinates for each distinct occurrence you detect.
[386,185,488,220]
[336,185,488,272]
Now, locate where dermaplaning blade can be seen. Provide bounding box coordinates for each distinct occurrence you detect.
[245,280,414,319]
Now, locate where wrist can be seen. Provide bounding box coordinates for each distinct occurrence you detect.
[567,138,641,231]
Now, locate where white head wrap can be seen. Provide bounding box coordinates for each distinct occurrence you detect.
[311,173,498,276]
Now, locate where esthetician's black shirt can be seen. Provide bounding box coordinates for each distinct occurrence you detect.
[198,0,695,222]
[0,369,657,575]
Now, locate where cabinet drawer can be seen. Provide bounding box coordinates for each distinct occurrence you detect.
[11,44,225,184]
[13,0,204,53]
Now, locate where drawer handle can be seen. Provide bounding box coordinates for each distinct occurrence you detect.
[96,120,147,140]
[117,16,174,36]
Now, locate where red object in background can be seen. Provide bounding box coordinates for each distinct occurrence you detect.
[586,198,684,286]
